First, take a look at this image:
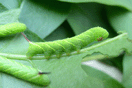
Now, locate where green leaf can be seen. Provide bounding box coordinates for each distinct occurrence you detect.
[0,3,8,13]
[1,1,131,88]
[32,54,105,88]
[67,4,95,35]
[58,0,132,11]
[19,0,71,39]
[81,64,124,88]
[67,3,117,37]
[24,28,44,42]
[0,29,131,88]
[0,53,106,88]
[45,21,74,41]
[0,33,131,61]
[122,54,132,88]
[82,33,132,61]
[0,9,20,25]
[106,7,132,39]
[0,0,22,9]
[0,34,28,55]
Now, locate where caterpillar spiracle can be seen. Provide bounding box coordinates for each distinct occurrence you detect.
[0,22,26,37]
[0,56,50,86]
[26,27,109,58]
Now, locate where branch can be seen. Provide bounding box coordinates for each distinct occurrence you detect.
[0,33,128,60]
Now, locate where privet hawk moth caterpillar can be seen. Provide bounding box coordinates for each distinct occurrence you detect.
[0,56,50,86]
[26,27,109,58]
[0,22,26,37]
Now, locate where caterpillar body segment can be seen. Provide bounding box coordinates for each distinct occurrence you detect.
[0,22,26,37]
[0,56,50,86]
[26,27,109,58]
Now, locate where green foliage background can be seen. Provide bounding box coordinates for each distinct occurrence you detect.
[0,0,132,88]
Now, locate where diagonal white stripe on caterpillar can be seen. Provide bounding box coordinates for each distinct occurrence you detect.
[26,27,109,58]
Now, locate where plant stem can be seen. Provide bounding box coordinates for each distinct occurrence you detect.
[0,33,128,60]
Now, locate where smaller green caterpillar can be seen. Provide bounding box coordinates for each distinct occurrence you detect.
[26,27,109,58]
[0,22,26,37]
[0,56,50,86]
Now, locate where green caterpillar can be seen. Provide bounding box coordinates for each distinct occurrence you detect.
[0,22,26,37]
[0,56,50,86]
[26,27,109,58]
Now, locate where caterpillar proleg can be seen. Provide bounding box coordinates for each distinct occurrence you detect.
[0,56,50,86]
[26,27,109,58]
